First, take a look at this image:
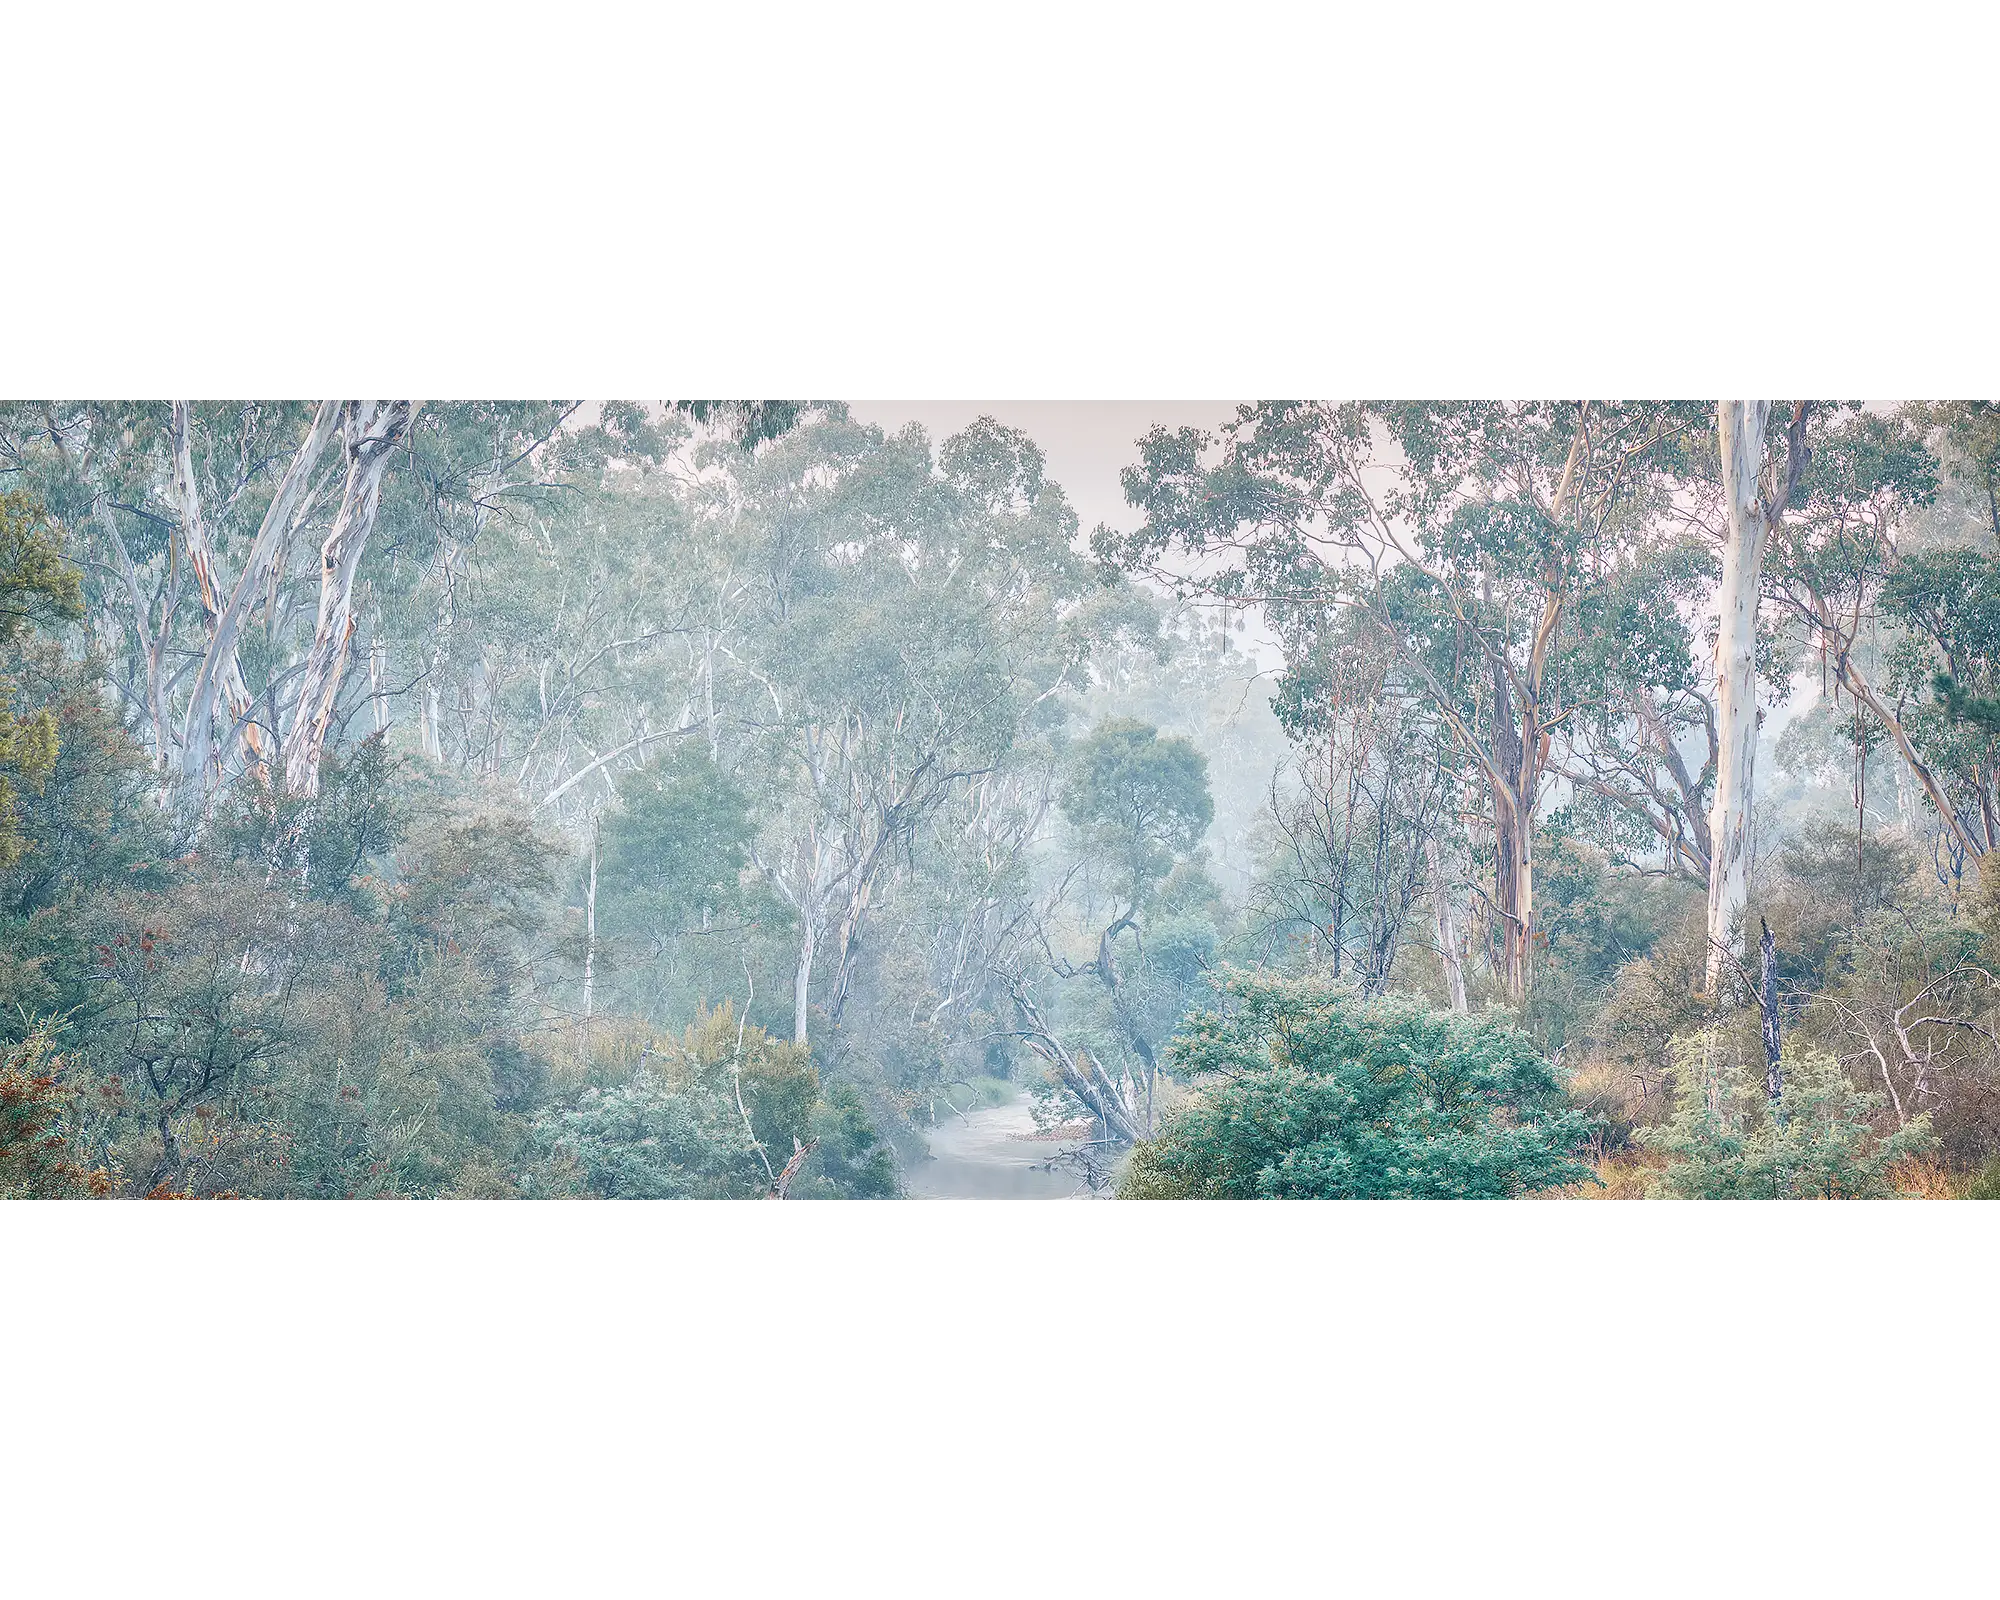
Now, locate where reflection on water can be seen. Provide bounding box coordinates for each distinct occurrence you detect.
[902,1095,1113,1201]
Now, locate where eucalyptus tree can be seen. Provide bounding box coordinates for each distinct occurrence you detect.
[983,717,1222,1143]
[1547,529,1720,884]
[0,400,433,804]
[824,749,1065,1110]
[169,399,342,794]
[719,413,1121,1048]
[1,402,324,786]
[1104,400,1701,1003]
[1872,408,2000,862]
[1703,402,1811,989]
[1881,546,2000,856]
[282,401,419,795]
[1761,405,1989,869]
[1251,608,1456,997]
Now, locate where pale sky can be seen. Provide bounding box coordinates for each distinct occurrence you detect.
[845,401,1241,537]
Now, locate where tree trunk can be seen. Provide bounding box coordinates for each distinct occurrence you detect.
[282,402,416,796]
[1487,649,1535,1003]
[1706,401,1775,994]
[177,399,342,798]
[792,916,817,1047]
[92,497,172,774]
[1824,631,1987,863]
[1759,918,1783,1107]
[1426,835,1468,1013]
[1004,977,1147,1146]
[169,402,261,790]
[581,820,599,1049]
[369,632,390,735]
[765,1137,820,1199]
[420,683,443,761]
[826,852,889,1028]
[1498,797,1534,1003]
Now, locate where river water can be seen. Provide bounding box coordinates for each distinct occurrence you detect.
[902,1094,1114,1200]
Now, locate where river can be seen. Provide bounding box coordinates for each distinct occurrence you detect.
[901,1093,1116,1200]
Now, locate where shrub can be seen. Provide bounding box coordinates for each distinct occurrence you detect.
[1120,970,1592,1199]
[1638,1032,1934,1199]
[0,1024,110,1198]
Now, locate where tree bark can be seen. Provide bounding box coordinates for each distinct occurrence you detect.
[92,497,172,774]
[1705,400,1774,995]
[1003,976,1146,1146]
[1820,625,1987,863]
[581,819,599,1048]
[792,915,817,1047]
[174,399,342,798]
[766,1137,820,1199]
[1426,834,1468,1013]
[1486,647,1539,1002]
[282,402,416,796]
[1759,918,1783,1106]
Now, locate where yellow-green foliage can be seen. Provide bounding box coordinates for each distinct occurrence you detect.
[1639,1030,1934,1199]
[0,493,82,870]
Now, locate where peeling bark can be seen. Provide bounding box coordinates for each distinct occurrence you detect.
[176,399,342,797]
[1705,401,1774,992]
[1705,401,1809,993]
[282,402,417,796]
[766,1137,820,1199]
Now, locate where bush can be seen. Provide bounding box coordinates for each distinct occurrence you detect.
[530,1004,896,1199]
[1120,970,1592,1199]
[1638,1033,1934,1199]
[0,1024,110,1198]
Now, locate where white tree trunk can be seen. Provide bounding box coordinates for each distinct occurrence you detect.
[369,633,390,735]
[177,399,342,796]
[792,916,817,1047]
[581,820,598,1044]
[92,497,172,774]
[1426,834,1468,1013]
[1705,400,1773,994]
[282,401,417,795]
[169,402,261,789]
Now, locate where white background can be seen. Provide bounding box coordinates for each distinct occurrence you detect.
[5,3,1999,1596]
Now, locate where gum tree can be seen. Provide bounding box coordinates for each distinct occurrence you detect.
[1104,400,1700,1003]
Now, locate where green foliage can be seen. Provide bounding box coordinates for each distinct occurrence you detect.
[534,1066,762,1198]
[0,494,84,873]
[531,1005,894,1198]
[797,1082,898,1200]
[212,736,411,916]
[597,745,758,949]
[1934,672,2000,732]
[0,1022,109,1198]
[0,491,84,647]
[1525,830,1699,1055]
[1060,717,1213,908]
[1120,970,1591,1199]
[1638,1034,1933,1199]
[672,400,816,452]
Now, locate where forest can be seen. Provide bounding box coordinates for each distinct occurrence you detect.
[0,398,1996,1201]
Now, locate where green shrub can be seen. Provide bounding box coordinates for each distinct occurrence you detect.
[1638,1033,1933,1199]
[1120,970,1592,1199]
